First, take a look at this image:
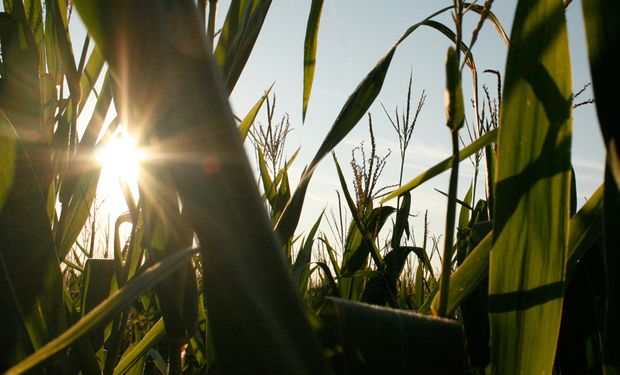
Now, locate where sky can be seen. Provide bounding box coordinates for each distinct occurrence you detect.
[2,1,604,257]
[222,1,605,246]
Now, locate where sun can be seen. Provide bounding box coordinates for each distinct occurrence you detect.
[96,135,145,182]
[95,133,145,209]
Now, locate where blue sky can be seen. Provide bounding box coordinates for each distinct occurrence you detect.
[224,1,605,243]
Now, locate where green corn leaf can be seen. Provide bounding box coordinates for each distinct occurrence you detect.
[489,0,573,371]
[214,0,272,94]
[78,44,105,114]
[257,146,276,203]
[0,110,17,211]
[114,318,165,375]
[362,246,426,306]
[382,129,497,202]
[391,191,411,249]
[302,0,323,122]
[0,14,67,371]
[310,261,339,295]
[23,0,44,73]
[603,165,620,372]
[432,224,493,316]
[433,184,604,317]
[80,258,115,351]
[341,206,395,277]
[54,166,101,259]
[293,212,323,294]
[318,236,341,277]
[238,83,273,141]
[58,73,112,205]
[6,247,200,375]
[566,184,603,271]
[458,184,473,231]
[582,0,620,188]
[48,0,80,102]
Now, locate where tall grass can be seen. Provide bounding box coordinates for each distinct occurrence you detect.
[0,0,617,374]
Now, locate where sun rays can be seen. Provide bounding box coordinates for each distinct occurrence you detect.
[94,130,145,212]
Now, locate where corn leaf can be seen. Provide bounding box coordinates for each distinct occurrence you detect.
[320,297,465,374]
[6,247,201,375]
[603,165,620,371]
[302,0,323,122]
[0,110,16,211]
[0,14,66,371]
[214,0,272,94]
[433,184,604,316]
[489,1,572,372]
[238,83,273,141]
[78,44,105,114]
[114,318,165,375]
[293,212,323,294]
[582,0,620,187]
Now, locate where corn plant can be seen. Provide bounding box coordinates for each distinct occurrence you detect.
[0,0,617,374]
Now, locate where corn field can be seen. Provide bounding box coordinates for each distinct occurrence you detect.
[0,0,618,374]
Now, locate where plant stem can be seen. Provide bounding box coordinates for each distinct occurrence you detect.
[437,130,460,317]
